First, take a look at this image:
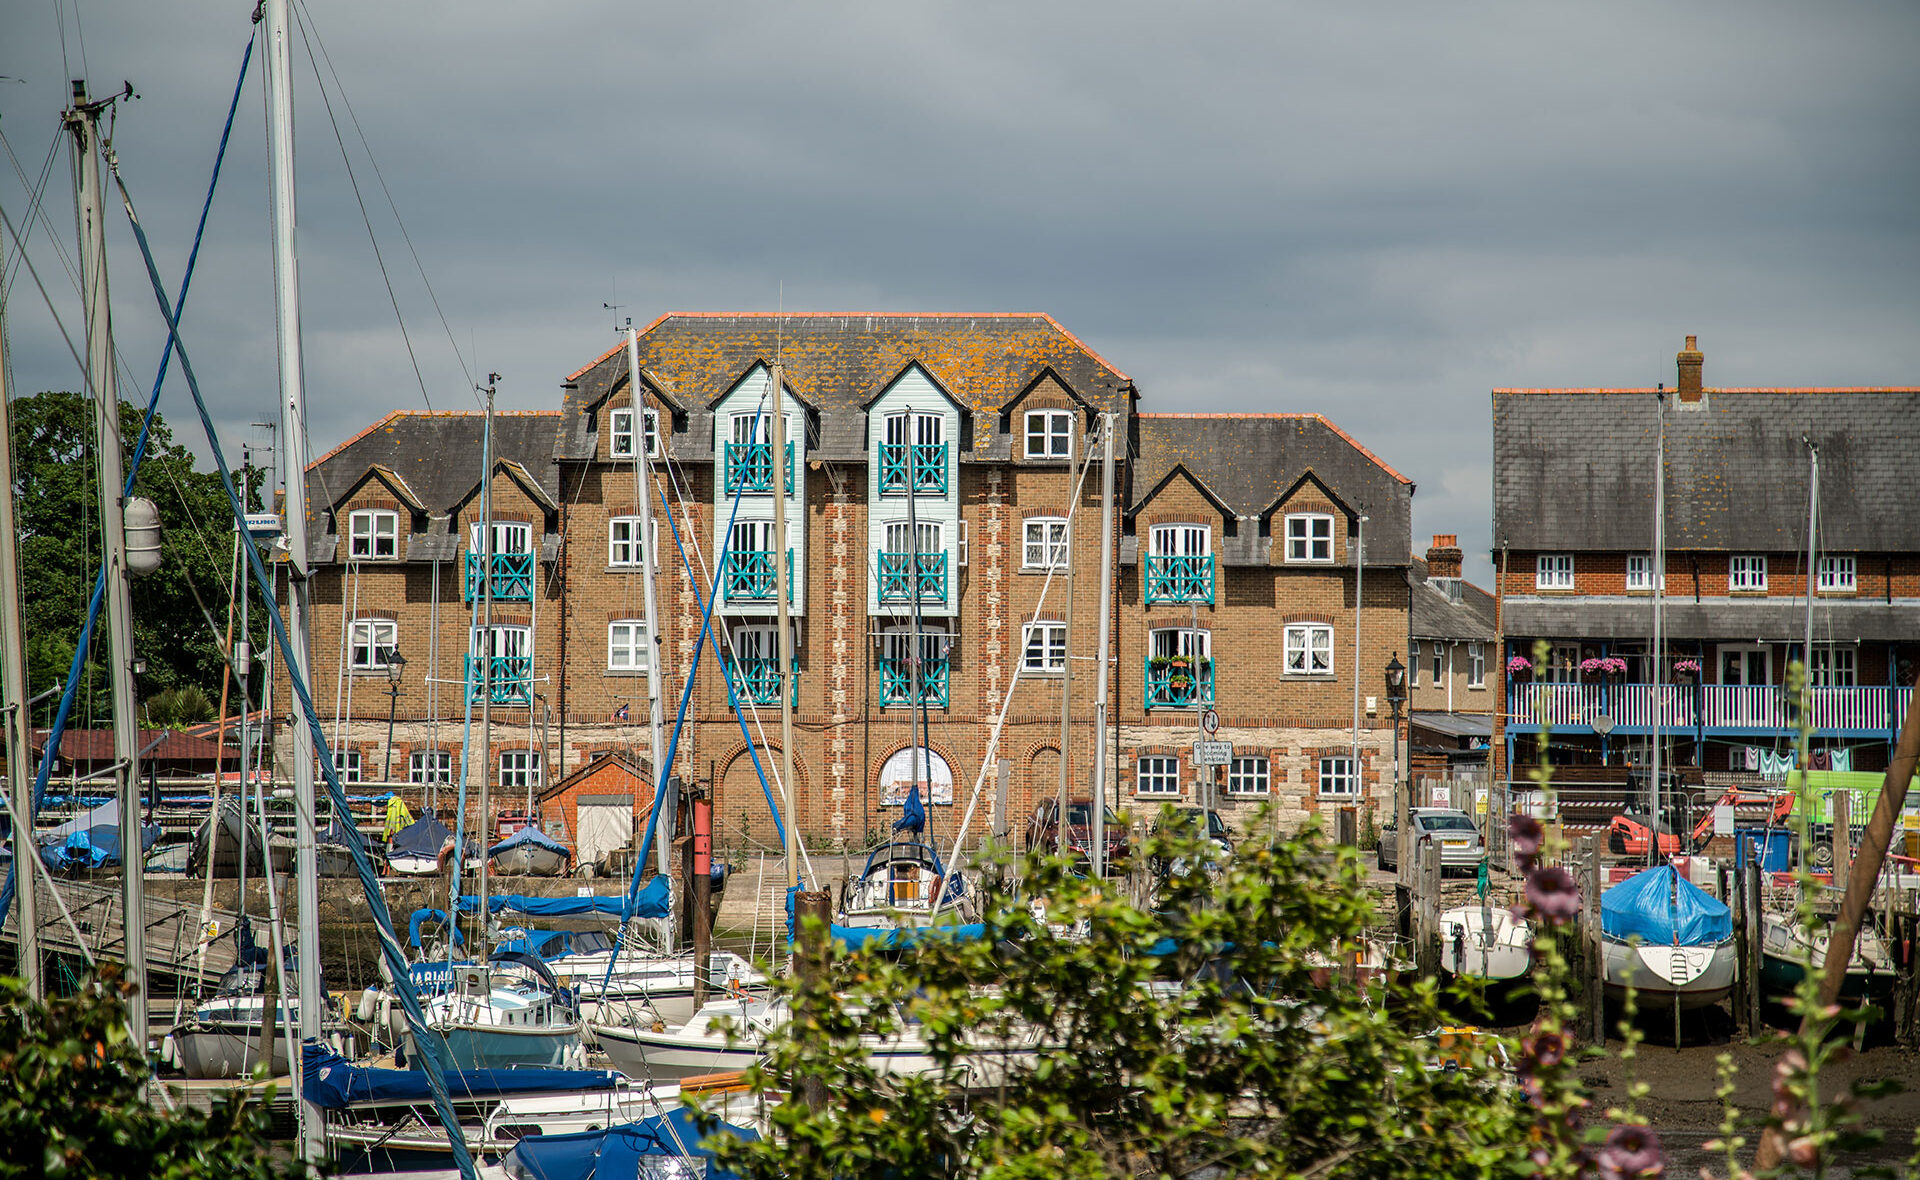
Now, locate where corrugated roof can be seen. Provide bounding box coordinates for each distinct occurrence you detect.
[1493,389,1920,551]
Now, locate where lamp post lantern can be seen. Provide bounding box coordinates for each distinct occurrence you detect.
[382,648,407,782]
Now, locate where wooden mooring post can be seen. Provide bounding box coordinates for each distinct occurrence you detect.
[1728,862,1748,1038]
[1832,793,1852,888]
[1745,859,1763,1035]
[1418,842,1442,978]
[1581,835,1603,1046]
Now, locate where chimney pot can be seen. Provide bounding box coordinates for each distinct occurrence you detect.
[1677,335,1705,402]
[1424,534,1464,579]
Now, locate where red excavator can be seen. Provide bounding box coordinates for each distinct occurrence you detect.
[1607,788,1794,857]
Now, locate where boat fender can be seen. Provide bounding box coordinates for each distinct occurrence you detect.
[357,986,379,1022]
[651,1019,666,1033]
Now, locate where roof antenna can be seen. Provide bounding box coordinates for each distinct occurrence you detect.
[605,301,628,333]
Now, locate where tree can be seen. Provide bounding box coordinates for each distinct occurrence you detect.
[710,814,1531,1180]
[10,392,261,728]
[0,968,306,1179]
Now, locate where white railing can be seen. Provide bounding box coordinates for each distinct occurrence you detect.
[1510,682,1905,732]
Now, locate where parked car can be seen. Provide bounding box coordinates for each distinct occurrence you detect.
[1150,807,1233,876]
[1026,798,1130,868]
[1378,808,1485,874]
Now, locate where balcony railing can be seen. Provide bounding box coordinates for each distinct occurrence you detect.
[723,441,795,495]
[876,551,948,604]
[722,550,794,604]
[733,655,799,707]
[1143,554,1215,605]
[1144,657,1214,710]
[462,551,534,604]
[464,655,533,707]
[1508,682,1912,734]
[879,653,950,708]
[878,442,948,495]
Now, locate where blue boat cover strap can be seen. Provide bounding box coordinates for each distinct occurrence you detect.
[300,1042,617,1111]
[407,908,464,948]
[500,1106,757,1180]
[1600,864,1732,945]
[487,824,571,859]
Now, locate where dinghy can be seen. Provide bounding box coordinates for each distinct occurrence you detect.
[1759,912,1897,1009]
[488,823,570,877]
[1600,864,1736,1011]
[1438,904,1533,985]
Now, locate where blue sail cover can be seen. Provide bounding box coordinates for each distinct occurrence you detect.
[301,1042,618,1111]
[488,824,570,860]
[37,801,160,871]
[408,908,465,948]
[1601,865,1732,946]
[892,783,925,834]
[500,1106,757,1180]
[452,887,661,919]
[827,922,986,950]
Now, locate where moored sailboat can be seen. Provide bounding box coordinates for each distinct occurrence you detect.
[1599,864,1736,1010]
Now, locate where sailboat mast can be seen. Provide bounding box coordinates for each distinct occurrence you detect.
[1802,441,1819,710]
[67,80,147,1040]
[1649,391,1665,864]
[477,381,496,958]
[1089,413,1117,879]
[0,228,39,1000]
[261,0,324,1100]
[623,330,671,929]
[770,365,799,883]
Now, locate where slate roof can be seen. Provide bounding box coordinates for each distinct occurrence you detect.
[556,313,1136,464]
[303,411,562,564]
[1501,597,1920,644]
[1493,389,1920,552]
[1409,555,1497,642]
[1125,414,1414,566]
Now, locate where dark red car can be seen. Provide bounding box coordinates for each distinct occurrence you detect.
[1026,798,1130,867]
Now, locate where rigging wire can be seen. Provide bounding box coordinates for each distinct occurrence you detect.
[285,0,443,413]
[0,128,65,301]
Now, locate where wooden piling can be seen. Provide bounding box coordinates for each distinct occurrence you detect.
[1730,862,1748,1037]
[1419,842,1442,978]
[1745,859,1764,1034]
[1582,835,1603,1046]
[1833,792,1852,889]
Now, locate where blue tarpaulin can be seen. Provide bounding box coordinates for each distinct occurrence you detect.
[451,884,664,919]
[388,814,454,858]
[1601,865,1732,946]
[827,922,986,950]
[301,1042,617,1110]
[500,1106,757,1180]
[488,824,571,860]
[37,802,160,872]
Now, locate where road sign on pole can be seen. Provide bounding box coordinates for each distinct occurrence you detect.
[1193,740,1232,767]
[1200,708,1220,736]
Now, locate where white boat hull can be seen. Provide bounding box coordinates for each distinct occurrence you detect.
[1601,937,1736,1010]
[1438,905,1533,983]
[172,1025,291,1078]
[490,844,568,877]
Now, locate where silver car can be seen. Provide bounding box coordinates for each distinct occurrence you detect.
[1378,808,1485,874]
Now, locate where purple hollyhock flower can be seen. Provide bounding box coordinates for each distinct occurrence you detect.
[1519,1029,1568,1074]
[1509,815,1544,868]
[1595,1124,1663,1179]
[1524,866,1582,924]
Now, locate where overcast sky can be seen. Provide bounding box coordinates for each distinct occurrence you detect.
[2,0,1916,583]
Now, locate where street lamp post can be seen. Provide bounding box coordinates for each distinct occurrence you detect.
[382,648,407,782]
[1384,652,1408,875]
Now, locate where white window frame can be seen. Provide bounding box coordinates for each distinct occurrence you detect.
[1135,754,1181,798]
[1468,642,1486,689]
[1024,409,1073,461]
[1625,553,1666,592]
[1150,627,1211,660]
[609,407,661,459]
[1730,554,1768,592]
[883,519,943,556]
[1810,645,1857,688]
[347,509,398,561]
[469,520,533,557]
[409,749,454,784]
[349,618,399,671]
[1317,756,1357,798]
[608,516,658,569]
[1817,555,1856,594]
[1410,640,1422,688]
[322,749,362,785]
[1149,523,1211,559]
[469,623,531,661]
[1022,517,1070,570]
[498,750,542,791]
[1284,513,1334,563]
[1535,554,1574,590]
[1225,756,1270,797]
[1283,623,1334,677]
[1431,643,1445,687]
[1021,621,1068,674]
[608,620,650,672]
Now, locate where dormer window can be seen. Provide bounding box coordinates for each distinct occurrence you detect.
[610,407,660,458]
[1024,410,1073,461]
[347,509,398,560]
[1284,513,1333,563]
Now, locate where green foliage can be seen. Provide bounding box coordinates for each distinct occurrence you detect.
[143,685,215,729]
[707,810,1530,1179]
[0,968,305,1179]
[11,392,261,723]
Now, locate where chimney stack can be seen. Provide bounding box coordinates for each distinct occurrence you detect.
[1425,534,1463,579]
[1676,334,1704,402]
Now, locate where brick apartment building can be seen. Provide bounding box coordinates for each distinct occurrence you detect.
[1491,337,1920,795]
[283,313,1418,855]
